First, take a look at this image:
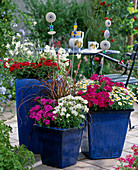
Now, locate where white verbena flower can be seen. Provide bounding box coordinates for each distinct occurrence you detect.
[4,58,9,61]
[76,53,81,59]
[6,44,10,48]
[80,115,85,119]
[33,21,37,26]
[5,62,10,68]
[66,114,70,118]
[27,50,33,56]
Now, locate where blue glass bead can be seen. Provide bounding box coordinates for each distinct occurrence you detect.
[50,25,53,29]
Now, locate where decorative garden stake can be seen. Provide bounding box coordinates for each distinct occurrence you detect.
[69,21,84,50]
[100,17,112,52]
[100,17,112,74]
[69,21,84,94]
[45,12,56,46]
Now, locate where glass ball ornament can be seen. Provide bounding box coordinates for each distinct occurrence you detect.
[46,12,56,23]
[104,30,110,39]
[105,19,111,27]
[100,40,110,50]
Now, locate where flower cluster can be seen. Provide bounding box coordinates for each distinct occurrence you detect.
[109,86,136,110]
[4,38,70,79]
[29,97,58,127]
[3,58,60,79]
[29,95,88,128]
[77,74,136,111]
[53,95,88,128]
[113,144,138,170]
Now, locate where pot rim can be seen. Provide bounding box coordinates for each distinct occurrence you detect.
[34,124,85,131]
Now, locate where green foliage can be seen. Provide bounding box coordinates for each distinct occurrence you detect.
[0,60,16,113]
[79,0,106,47]
[0,0,19,58]
[100,0,138,53]
[0,120,35,169]
[20,0,85,47]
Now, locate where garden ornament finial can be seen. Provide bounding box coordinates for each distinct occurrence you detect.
[100,17,112,52]
[45,12,56,35]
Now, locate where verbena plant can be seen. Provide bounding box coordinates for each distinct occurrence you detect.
[0,120,35,169]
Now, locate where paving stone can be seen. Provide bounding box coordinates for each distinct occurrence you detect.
[125,136,138,145]
[64,161,106,170]
[121,151,133,158]
[10,142,19,146]
[81,158,117,170]
[78,152,87,161]
[123,141,135,150]
[10,133,18,141]
[10,137,18,143]
[127,129,138,137]
[34,163,63,170]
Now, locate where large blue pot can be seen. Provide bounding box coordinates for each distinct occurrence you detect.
[15,79,50,153]
[81,109,134,159]
[36,125,84,168]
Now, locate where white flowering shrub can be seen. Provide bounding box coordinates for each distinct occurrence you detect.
[39,46,70,75]
[53,95,89,128]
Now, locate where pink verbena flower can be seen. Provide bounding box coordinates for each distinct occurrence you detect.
[44,105,53,112]
[34,96,40,102]
[40,98,47,105]
[117,157,126,162]
[90,74,99,81]
[77,90,84,95]
[34,105,41,111]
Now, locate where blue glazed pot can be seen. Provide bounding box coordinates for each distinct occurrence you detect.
[15,78,50,153]
[36,125,84,168]
[81,109,134,159]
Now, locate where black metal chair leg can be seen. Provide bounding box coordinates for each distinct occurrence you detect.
[129,118,135,130]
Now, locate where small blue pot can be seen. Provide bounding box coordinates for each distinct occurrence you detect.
[36,125,84,168]
[81,109,134,159]
[15,78,50,153]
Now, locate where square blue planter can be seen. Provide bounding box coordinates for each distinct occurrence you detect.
[36,125,84,168]
[81,109,134,159]
[15,79,49,153]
